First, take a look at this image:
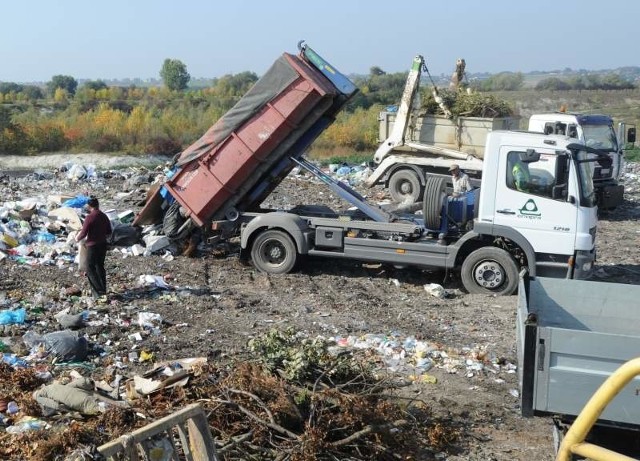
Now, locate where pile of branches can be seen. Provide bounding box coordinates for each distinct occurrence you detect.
[0,329,460,460]
[421,89,514,118]
[196,328,458,460]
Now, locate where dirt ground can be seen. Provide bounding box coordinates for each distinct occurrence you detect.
[1,155,639,460]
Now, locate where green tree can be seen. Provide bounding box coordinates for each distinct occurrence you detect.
[0,82,23,94]
[535,77,571,91]
[83,79,108,91]
[22,85,44,100]
[369,66,386,76]
[47,75,78,96]
[477,72,524,91]
[160,58,191,91]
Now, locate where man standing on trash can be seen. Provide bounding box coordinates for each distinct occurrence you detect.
[449,164,473,197]
[76,197,112,301]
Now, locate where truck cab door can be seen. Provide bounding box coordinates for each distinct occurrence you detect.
[492,147,578,257]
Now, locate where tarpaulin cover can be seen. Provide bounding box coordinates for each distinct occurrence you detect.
[176,56,299,167]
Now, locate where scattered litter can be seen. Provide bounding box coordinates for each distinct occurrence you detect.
[424,283,446,298]
[138,274,172,289]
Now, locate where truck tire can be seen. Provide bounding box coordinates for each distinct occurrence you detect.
[251,230,298,275]
[389,169,422,204]
[423,176,446,230]
[461,247,519,295]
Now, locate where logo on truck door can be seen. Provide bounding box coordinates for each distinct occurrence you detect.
[518,199,541,219]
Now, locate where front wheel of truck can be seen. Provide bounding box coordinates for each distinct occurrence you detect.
[461,247,519,295]
[251,230,298,275]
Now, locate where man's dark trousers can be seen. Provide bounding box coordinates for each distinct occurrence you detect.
[86,242,108,297]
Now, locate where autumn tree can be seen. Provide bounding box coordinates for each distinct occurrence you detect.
[47,75,78,96]
[160,59,191,91]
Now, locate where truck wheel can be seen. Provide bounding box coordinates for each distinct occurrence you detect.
[423,176,446,230]
[461,247,519,295]
[389,169,422,203]
[251,230,297,275]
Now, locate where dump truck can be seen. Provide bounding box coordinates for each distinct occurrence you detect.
[517,275,640,458]
[135,43,599,295]
[369,56,636,209]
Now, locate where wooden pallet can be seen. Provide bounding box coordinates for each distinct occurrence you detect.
[98,403,218,461]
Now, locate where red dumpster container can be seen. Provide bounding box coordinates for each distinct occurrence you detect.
[134,46,356,228]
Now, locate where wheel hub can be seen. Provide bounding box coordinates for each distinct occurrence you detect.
[473,261,504,288]
[400,181,412,194]
[266,243,284,263]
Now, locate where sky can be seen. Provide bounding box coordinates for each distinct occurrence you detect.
[1,0,639,83]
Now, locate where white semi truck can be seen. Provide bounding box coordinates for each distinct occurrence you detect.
[368,56,636,209]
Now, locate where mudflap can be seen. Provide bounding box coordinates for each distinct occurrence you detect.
[597,184,624,209]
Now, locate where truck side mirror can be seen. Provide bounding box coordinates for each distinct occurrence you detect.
[627,127,636,144]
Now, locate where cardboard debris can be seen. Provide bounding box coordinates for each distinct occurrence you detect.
[48,207,82,231]
[47,194,75,206]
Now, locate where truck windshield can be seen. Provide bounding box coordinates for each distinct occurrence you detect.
[582,124,618,151]
[575,152,596,208]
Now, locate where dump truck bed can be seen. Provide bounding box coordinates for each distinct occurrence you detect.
[517,276,640,428]
[134,44,357,227]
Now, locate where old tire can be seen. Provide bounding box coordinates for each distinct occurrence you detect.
[389,169,423,204]
[251,230,297,275]
[423,176,447,230]
[461,247,519,295]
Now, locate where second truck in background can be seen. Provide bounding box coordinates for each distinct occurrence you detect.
[368,55,636,209]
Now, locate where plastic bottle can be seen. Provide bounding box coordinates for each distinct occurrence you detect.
[5,419,47,433]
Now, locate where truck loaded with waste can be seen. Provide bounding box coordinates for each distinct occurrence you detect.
[135,43,600,295]
[370,55,636,209]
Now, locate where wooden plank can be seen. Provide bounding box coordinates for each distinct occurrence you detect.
[98,403,208,457]
[188,413,218,461]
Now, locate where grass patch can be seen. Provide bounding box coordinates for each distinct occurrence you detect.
[624,147,640,162]
[307,146,373,166]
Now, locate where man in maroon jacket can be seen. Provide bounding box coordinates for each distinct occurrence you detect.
[75,197,112,300]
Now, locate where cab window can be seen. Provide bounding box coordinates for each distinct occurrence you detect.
[506,151,562,199]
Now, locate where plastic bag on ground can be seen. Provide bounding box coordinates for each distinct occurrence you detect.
[23,330,88,362]
[424,283,446,299]
[138,275,171,289]
[67,164,87,181]
[0,308,26,325]
[63,195,89,208]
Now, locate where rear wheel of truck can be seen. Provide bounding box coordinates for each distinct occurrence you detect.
[423,176,447,230]
[461,247,519,295]
[389,169,423,204]
[251,230,298,274]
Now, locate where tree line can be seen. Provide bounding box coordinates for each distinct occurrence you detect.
[1,59,637,157]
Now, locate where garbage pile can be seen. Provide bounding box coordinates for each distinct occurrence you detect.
[623,160,640,199]
[0,162,196,265]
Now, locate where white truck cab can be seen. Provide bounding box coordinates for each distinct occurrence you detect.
[475,131,597,280]
[528,113,635,209]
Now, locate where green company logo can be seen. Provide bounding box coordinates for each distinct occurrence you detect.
[519,199,541,218]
